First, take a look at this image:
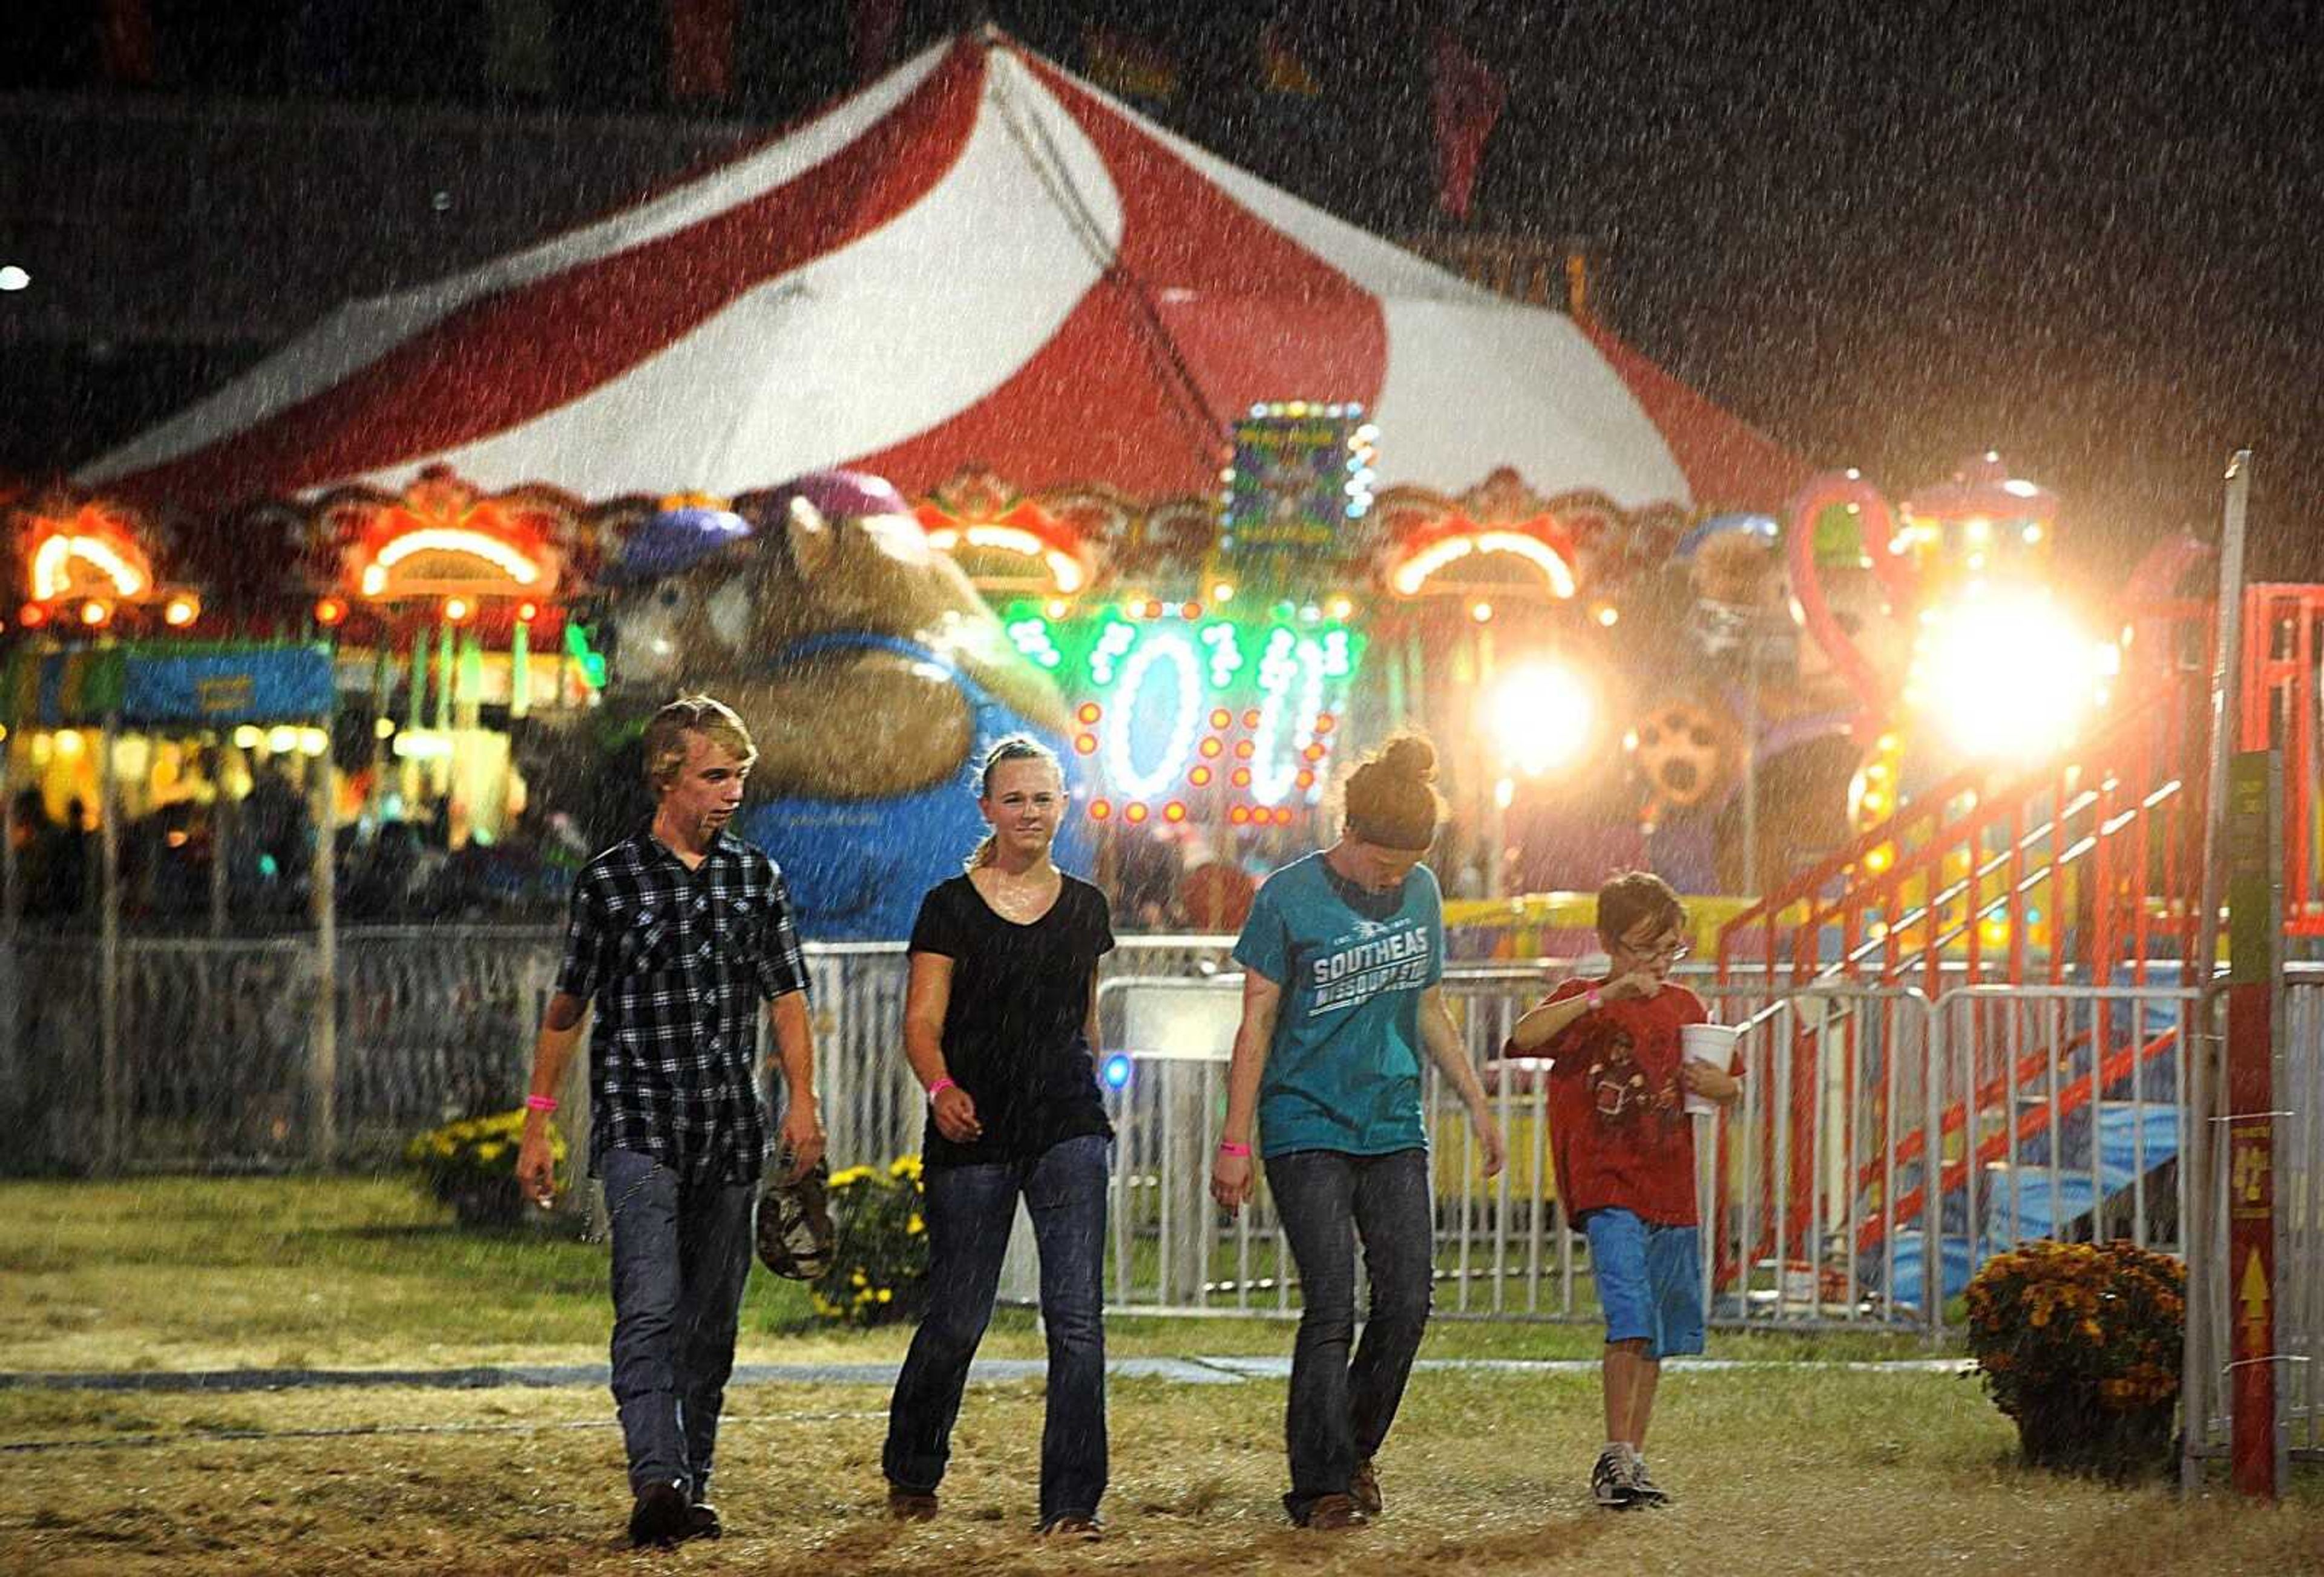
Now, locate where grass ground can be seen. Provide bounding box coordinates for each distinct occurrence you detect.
[0,1177,1929,1370]
[2,1178,2319,1575]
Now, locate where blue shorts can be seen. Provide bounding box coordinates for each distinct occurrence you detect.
[1583,1207,1704,1360]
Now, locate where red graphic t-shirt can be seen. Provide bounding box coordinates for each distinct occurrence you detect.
[1522,977,1713,1227]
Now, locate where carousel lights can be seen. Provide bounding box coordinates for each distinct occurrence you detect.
[925,525,1086,594]
[1103,632,1203,801]
[1201,621,1244,687]
[442,596,473,623]
[1390,529,1577,598]
[1088,620,1137,686]
[313,596,348,627]
[33,534,147,601]
[360,528,542,595]
[163,595,199,628]
[1249,632,1327,807]
[18,603,45,629]
[79,600,110,628]
[1005,616,1065,670]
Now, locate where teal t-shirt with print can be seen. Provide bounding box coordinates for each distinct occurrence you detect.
[1232,852,1445,1158]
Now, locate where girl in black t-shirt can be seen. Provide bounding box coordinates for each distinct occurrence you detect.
[881,736,1114,1541]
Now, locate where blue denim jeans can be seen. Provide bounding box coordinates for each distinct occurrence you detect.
[602,1148,757,1501]
[1265,1147,1434,1521]
[883,1133,1111,1524]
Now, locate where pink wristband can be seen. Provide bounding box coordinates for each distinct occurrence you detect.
[926,1076,957,1100]
[1218,1140,1252,1158]
[1585,987,1604,1012]
[524,1093,559,1113]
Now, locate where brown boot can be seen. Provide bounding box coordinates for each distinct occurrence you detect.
[887,1488,940,1522]
[1351,1459,1383,1516]
[1298,1492,1368,1530]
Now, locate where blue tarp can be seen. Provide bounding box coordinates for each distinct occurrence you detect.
[3,643,335,726]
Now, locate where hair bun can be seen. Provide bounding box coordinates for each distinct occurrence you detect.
[1376,734,1437,784]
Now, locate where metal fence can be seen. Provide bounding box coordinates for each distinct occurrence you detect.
[0,928,1236,1174]
[17,923,2311,1434]
[1074,971,2202,1328]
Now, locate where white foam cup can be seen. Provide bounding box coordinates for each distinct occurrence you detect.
[1680,1023,1739,1117]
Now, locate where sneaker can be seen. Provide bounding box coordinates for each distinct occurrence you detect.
[628,1480,693,1547]
[1350,1458,1383,1516]
[887,1488,940,1521]
[1625,1453,1672,1508]
[1590,1449,1636,1510]
[1298,1492,1368,1530]
[686,1501,723,1539]
[1037,1515,1104,1542]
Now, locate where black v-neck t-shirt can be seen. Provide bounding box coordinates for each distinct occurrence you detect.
[908,871,1116,1169]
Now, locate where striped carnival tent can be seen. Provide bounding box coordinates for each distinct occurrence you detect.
[79,27,1804,515]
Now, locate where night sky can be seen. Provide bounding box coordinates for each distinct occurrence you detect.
[8,0,2320,581]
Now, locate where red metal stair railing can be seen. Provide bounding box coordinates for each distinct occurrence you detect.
[1711,625,2210,1298]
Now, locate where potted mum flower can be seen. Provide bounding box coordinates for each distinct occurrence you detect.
[809,1155,930,1327]
[1963,1239,2184,1478]
[403,1110,563,1228]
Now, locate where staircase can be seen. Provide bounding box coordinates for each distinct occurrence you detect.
[1712,597,2213,1307]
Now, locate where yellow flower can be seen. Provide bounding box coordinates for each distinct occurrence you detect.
[830,1166,873,1188]
[906,1214,924,1236]
[476,1142,506,1163]
[852,1270,868,1288]
[876,1288,893,1303]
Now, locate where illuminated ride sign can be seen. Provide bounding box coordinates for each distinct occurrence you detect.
[329,470,567,631]
[1001,600,1362,825]
[15,499,199,632]
[1218,402,1377,591]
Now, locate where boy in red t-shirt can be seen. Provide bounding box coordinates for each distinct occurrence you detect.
[1505,872,1741,1510]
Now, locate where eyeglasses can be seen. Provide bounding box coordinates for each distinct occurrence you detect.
[1615,938,1690,964]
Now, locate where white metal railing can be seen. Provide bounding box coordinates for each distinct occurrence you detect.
[0,929,1236,1173]
[0,928,2250,1357]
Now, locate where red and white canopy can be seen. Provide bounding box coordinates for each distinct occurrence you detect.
[82,31,1804,514]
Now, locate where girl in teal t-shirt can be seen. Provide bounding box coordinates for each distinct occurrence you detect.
[1209,733,1505,1530]
[1231,851,1444,1158]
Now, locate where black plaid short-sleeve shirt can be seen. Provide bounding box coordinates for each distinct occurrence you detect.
[555,825,810,1184]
